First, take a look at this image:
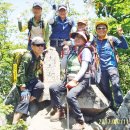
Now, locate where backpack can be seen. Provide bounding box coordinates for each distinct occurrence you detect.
[28,17,44,38]
[12,49,29,83]
[69,45,101,84]
[67,45,101,84]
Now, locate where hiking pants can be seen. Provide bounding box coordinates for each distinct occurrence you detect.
[49,78,89,122]
[15,79,44,114]
[100,67,123,108]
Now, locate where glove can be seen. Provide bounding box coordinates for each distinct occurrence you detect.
[21,89,30,101]
[68,18,73,25]
[63,45,70,55]
[66,80,78,89]
[52,4,56,10]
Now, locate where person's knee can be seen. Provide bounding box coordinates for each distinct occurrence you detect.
[66,92,74,102]
[36,81,44,89]
[49,84,58,92]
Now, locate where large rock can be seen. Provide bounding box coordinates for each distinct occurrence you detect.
[61,85,110,116]
[118,90,130,119]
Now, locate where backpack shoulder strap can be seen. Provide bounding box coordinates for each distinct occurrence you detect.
[40,18,44,29]
[28,17,33,31]
[108,36,118,53]
[108,36,114,48]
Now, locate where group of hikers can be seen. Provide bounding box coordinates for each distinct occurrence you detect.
[12,2,129,130]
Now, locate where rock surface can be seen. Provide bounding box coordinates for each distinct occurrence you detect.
[27,90,130,130]
[61,85,110,116]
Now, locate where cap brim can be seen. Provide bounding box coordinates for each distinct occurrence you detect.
[58,7,67,10]
[33,5,42,8]
[32,42,45,45]
[70,32,78,39]
[78,21,87,25]
[96,22,108,27]
[70,32,87,42]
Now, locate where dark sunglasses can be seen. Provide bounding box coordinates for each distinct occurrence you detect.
[34,44,44,47]
[97,27,107,30]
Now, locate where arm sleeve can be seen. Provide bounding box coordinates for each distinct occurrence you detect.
[71,20,77,33]
[18,21,28,32]
[113,36,129,49]
[43,20,50,46]
[73,61,89,81]
[17,53,32,86]
[74,48,92,81]
[46,10,56,25]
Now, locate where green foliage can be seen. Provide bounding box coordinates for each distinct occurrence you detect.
[0,1,26,126]
[0,0,25,98]
[0,98,27,130]
[0,119,28,130]
[95,0,130,94]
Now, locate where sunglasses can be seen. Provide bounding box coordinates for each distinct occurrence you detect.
[97,27,107,30]
[34,44,44,47]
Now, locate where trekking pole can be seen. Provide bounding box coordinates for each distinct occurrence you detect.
[66,87,70,130]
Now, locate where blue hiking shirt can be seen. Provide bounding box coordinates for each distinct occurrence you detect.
[95,35,128,70]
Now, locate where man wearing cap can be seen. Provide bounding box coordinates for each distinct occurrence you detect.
[12,37,45,124]
[94,21,128,111]
[18,2,49,50]
[49,30,92,129]
[49,5,76,56]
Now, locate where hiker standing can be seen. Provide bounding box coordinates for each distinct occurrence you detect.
[13,37,45,124]
[77,19,88,31]
[94,21,129,111]
[18,2,49,50]
[49,31,92,130]
[49,5,76,56]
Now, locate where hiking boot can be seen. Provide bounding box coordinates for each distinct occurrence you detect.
[50,107,58,116]
[72,122,85,130]
[50,108,66,122]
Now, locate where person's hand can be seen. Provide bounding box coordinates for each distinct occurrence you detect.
[117,26,124,36]
[52,4,56,10]
[63,45,70,55]
[66,80,78,89]
[21,89,30,101]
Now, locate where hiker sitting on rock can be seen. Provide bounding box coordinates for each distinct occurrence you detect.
[49,5,76,56]
[12,37,45,124]
[18,2,49,50]
[49,31,92,130]
[94,21,129,111]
